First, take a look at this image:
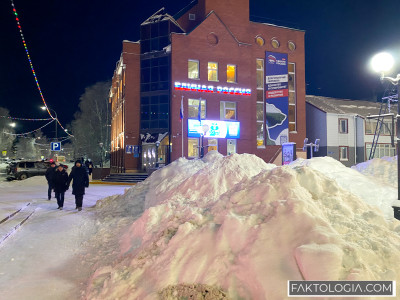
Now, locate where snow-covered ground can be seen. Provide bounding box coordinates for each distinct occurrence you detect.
[0,176,132,300]
[1,154,400,300]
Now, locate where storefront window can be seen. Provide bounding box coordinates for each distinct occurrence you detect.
[208,139,218,152]
[208,62,218,81]
[188,60,199,79]
[188,99,206,119]
[220,101,236,120]
[227,64,236,83]
[227,139,237,155]
[188,138,199,157]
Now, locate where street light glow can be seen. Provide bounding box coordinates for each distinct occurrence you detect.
[40,106,46,110]
[371,52,394,73]
[9,122,16,128]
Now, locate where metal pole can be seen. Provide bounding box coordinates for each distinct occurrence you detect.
[397,81,400,201]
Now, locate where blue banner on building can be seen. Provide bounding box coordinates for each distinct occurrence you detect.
[187,119,240,139]
[265,51,289,145]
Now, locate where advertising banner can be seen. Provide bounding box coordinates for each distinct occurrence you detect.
[265,51,289,145]
[187,119,240,139]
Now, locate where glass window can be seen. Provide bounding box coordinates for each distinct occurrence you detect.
[256,59,264,89]
[256,59,265,147]
[255,36,264,46]
[339,146,348,161]
[339,118,348,134]
[271,38,280,48]
[257,123,264,146]
[188,138,199,158]
[208,62,218,81]
[188,99,206,119]
[188,60,199,79]
[220,101,236,120]
[207,139,218,152]
[227,139,237,155]
[288,62,296,132]
[227,64,236,83]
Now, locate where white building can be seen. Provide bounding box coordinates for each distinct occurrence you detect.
[306,95,396,167]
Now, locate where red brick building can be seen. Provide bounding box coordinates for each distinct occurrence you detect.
[110,0,306,172]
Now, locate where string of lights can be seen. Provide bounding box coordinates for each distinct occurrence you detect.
[0,115,52,121]
[2,119,55,137]
[10,0,73,137]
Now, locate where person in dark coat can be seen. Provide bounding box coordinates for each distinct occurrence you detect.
[67,160,89,211]
[53,164,69,210]
[45,162,56,200]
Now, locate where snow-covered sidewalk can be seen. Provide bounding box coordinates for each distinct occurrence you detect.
[0,177,132,300]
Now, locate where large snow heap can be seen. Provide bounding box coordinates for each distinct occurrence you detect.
[85,152,400,300]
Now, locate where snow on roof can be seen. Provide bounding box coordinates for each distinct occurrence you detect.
[85,153,400,299]
[306,95,397,117]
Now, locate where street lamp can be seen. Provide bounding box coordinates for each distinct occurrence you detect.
[9,122,16,128]
[41,106,58,140]
[371,52,400,217]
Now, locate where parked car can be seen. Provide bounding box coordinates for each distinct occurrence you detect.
[6,161,68,180]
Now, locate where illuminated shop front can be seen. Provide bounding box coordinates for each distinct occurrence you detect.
[109,0,306,172]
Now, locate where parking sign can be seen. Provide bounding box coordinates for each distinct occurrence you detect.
[51,142,61,151]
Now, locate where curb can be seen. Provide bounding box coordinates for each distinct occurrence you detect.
[90,181,136,185]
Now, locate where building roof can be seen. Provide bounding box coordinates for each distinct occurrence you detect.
[141,7,185,32]
[306,95,397,118]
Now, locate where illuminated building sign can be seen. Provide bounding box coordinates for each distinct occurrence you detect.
[188,119,240,139]
[175,82,251,96]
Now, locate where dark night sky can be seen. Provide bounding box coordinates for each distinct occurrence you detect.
[1,0,400,136]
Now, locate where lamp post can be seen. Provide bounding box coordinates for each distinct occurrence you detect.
[371,52,400,214]
[41,106,58,140]
[99,142,104,167]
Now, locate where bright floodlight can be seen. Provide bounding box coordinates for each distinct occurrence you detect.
[371,52,394,73]
[9,122,16,127]
[40,106,46,110]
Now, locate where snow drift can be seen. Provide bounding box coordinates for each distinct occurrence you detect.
[84,153,400,300]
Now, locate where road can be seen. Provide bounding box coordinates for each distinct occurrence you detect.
[0,176,131,300]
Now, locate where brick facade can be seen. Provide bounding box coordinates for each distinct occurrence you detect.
[110,0,306,171]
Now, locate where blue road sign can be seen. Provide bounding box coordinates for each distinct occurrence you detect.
[51,142,61,151]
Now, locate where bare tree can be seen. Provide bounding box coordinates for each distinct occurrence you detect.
[70,81,111,165]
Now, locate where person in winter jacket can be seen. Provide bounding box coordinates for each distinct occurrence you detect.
[53,164,69,209]
[45,162,56,200]
[67,160,89,211]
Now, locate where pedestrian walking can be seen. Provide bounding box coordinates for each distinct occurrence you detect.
[53,164,69,210]
[67,160,89,211]
[45,161,56,200]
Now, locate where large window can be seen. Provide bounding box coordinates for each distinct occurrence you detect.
[365,120,392,135]
[256,59,265,147]
[188,138,199,158]
[339,146,348,161]
[339,118,348,134]
[288,62,296,132]
[366,143,396,159]
[188,60,199,79]
[220,101,236,120]
[208,139,218,152]
[227,139,237,155]
[208,62,218,81]
[227,64,236,83]
[188,99,206,119]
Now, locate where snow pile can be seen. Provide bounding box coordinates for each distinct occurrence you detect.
[351,156,397,187]
[84,154,400,300]
[290,156,397,219]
